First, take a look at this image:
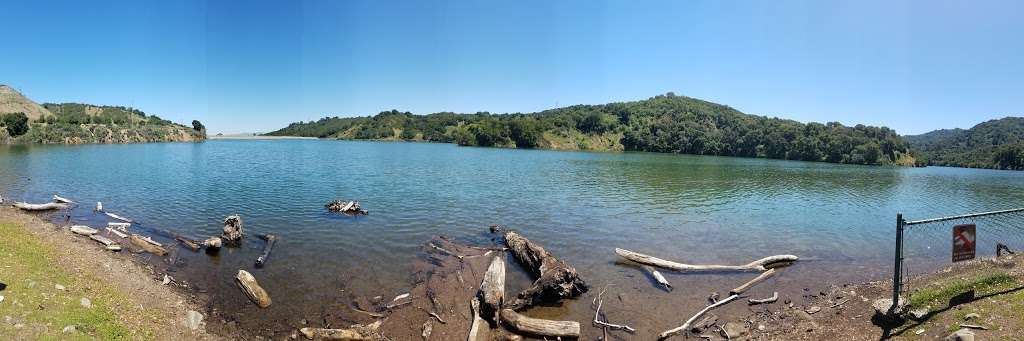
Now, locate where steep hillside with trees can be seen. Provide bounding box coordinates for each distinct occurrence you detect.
[906,117,1024,170]
[0,84,206,144]
[269,93,915,166]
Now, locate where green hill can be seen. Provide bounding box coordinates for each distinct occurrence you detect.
[268,93,915,166]
[0,85,206,144]
[906,117,1024,170]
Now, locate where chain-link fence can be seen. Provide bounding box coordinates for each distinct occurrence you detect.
[890,208,1024,312]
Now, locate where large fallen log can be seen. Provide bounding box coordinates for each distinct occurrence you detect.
[499,309,580,338]
[615,248,798,273]
[478,254,505,323]
[235,270,271,308]
[658,268,780,340]
[299,320,382,340]
[222,215,243,245]
[255,234,277,268]
[14,202,68,211]
[503,230,587,310]
[129,234,168,256]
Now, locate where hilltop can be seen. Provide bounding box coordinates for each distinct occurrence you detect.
[906,117,1024,170]
[0,85,205,144]
[269,93,915,166]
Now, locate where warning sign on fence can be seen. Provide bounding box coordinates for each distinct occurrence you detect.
[952,224,976,262]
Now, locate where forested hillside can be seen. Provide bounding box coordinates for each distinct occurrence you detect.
[906,117,1024,170]
[0,84,206,144]
[269,93,915,166]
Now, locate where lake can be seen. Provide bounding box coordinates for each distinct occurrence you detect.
[2,140,1022,337]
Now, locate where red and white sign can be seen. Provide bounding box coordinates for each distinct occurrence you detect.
[952,224,976,262]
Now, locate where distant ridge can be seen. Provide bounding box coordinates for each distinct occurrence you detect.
[906,117,1024,170]
[269,93,916,167]
[0,85,53,121]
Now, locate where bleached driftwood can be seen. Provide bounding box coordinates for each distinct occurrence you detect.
[89,234,122,251]
[479,254,505,323]
[134,234,163,247]
[467,298,486,341]
[14,202,68,211]
[107,222,131,230]
[106,227,128,238]
[642,265,672,291]
[255,234,277,267]
[222,215,243,245]
[95,201,103,211]
[658,269,780,340]
[500,309,580,338]
[53,194,74,204]
[105,211,133,223]
[129,234,167,256]
[203,236,223,249]
[236,270,271,308]
[503,230,588,310]
[299,320,382,340]
[70,225,98,235]
[592,285,636,333]
[748,292,779,305]
[615,248,798,273]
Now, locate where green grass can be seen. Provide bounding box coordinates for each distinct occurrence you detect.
[909,272,1017,308]
[0,222,140,340]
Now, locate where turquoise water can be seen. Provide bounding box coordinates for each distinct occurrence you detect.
[2,140,1022,337]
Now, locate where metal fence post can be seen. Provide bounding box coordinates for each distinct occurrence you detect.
[890,212,904,313]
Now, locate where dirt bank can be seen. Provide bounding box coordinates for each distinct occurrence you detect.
[0,206,216,340]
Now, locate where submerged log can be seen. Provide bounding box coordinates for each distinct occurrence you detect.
[103,209,133,223]
[14,202,68,211]
[129,234,168,256]
[500,309,580,338]
[255,234,277,268]
[503,230,587,310]
[52,194,74,204]
[478,254,505,323]
[222,215,243,245]
[299,320,382,340]
[615,248,798,273]
[70,225,98,235]
[235,270,272,308]
[642,265,672,291]
[176,236,201,251]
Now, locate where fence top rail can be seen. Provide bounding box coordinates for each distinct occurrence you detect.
[905,207,1024,226]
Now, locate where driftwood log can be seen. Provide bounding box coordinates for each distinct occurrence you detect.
[177,236,201,251]
[129,234,168,256]
[478,254,505,324]
[642,265,672,291]
[615,248,798,273]
[748,292,779,305]
[658,268,781,340]
[299,320,382,340]
[89,234,122,251]
[503,231,587,310]
[325,200,368,215]
[468,298,486,341]
[14,202,68,211]
[104,212,133,223]
[70,225,98,235]
[222,215,243,245]
[236,270,271,308]
[106,227,128,238]
[500,309,580,338]
[53,194,74,204]
[255,234,277,268]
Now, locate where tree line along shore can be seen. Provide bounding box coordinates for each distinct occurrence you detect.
[269,93,1024,171]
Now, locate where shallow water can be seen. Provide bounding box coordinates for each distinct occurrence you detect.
[2,140,1022,337]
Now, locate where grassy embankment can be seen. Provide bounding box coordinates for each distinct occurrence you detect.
[0,221,155,340]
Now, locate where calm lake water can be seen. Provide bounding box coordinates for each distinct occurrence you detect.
[2,140,1022,337]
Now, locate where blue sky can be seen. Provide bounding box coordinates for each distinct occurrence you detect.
[2,0,1021,135]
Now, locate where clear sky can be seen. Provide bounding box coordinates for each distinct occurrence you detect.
[1,0,1021,135]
